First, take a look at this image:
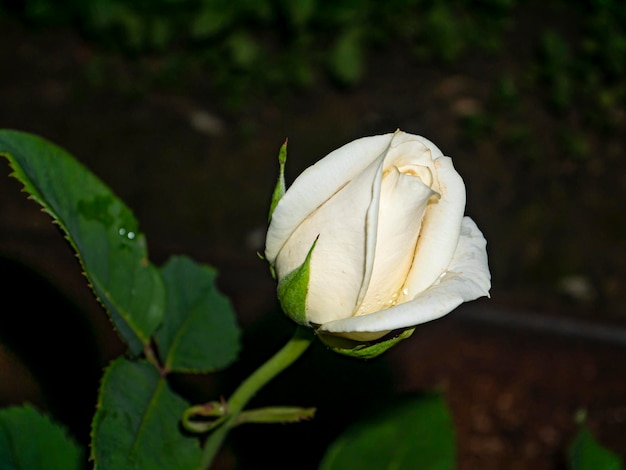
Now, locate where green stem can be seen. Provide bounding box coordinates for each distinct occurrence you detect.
[200,326,315,469]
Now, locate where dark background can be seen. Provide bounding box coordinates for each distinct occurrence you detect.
[1,1,625,468]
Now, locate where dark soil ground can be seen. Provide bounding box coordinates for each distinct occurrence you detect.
[1,6,625,469]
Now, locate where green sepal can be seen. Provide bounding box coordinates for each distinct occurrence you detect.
[277,237,317,325]
[257,251,277,280]
[317,327,415,360]
[268,138,288,222]
[235,406,316,426]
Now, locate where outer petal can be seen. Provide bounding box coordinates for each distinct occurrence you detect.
[265,133,393,263]
[320,217,490,336]
[274,155,384,324]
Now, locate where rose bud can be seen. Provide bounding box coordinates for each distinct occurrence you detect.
[265,130,490,357]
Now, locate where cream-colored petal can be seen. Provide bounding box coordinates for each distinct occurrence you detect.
[399,155,466,301]
[320,217,490,336]
[412,135,446,160]
[354,166,436,316]
[383,134,439,173]
[274,155,384,324]
[265,133,394,263]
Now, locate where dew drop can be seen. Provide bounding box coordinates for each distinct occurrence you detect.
[433,271,447,285]
[118,228,136,240]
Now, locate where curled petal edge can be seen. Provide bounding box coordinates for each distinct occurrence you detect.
[319,217,490,335]
[265,134,394,263]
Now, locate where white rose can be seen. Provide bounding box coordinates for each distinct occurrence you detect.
[265,130,490,344]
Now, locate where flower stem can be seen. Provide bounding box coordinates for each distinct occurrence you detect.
[200,325,315,469]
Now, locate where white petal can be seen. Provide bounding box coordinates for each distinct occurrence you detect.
[355,165,435,316]
[265,133,394,263]
[383,133,442,173]
[400,155,466,300]
[410,135,446,160]
[320,217,490,335]
[274,155,384,324]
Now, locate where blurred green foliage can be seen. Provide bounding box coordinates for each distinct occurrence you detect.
[538,1,625,129]
[457,0,625,178]
[3,0,513,93]
[3,0,625,155]
[4,0,625,97]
